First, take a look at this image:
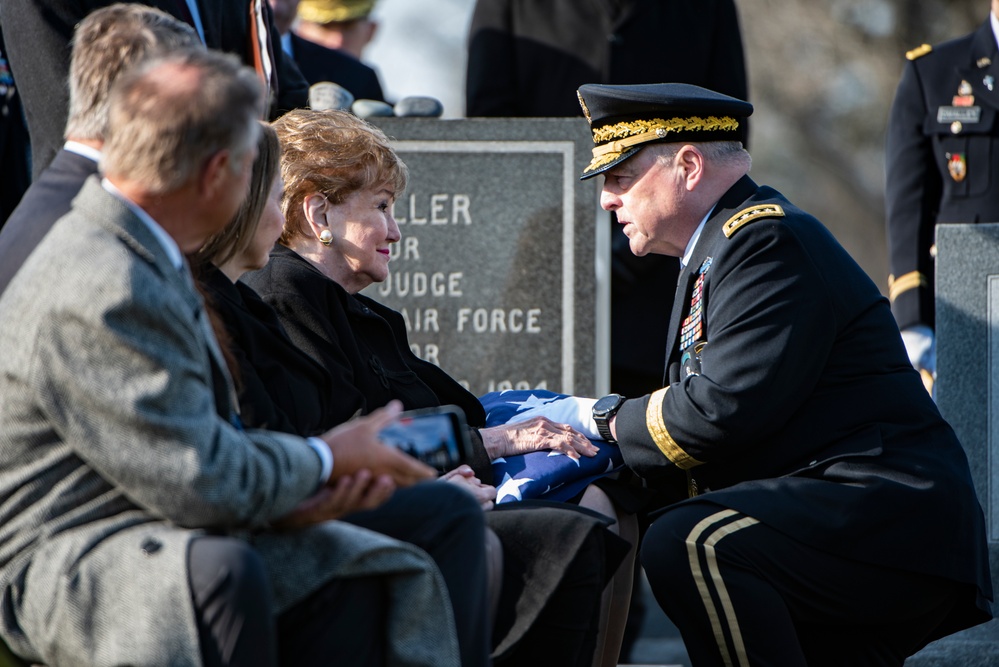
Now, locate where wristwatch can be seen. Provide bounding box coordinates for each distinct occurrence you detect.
[592,393,626,443]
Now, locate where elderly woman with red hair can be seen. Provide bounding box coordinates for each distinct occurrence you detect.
[243,109,635,666]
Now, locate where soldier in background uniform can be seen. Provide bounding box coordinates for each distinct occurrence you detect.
[580,82,992,666]
[885,0,999,392]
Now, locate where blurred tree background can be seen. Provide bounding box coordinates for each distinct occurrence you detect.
[367,0,989,290]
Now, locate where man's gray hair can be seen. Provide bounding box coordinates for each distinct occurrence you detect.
[101,49,264,194]
[655,140,752,171]
[66,3,202,142]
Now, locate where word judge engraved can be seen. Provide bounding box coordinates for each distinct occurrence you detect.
[376,271,464,298]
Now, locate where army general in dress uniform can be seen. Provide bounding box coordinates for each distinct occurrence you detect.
[580,82,992,666]
[885,0,999,389]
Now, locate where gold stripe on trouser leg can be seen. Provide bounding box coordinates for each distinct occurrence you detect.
[685,510,760,667]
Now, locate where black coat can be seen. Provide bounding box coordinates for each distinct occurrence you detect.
[465,0,749,396]
[289,33,385,102]
[243,245,630,662]
[885,19,999,330]
[615,175,992,638]
[199,264,336,437]
[466,0,747,119]
[0,148,97,297]
[242,245,492,477]
[0,0,308,178]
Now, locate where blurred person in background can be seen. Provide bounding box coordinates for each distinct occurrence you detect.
[289,0,386,100]
[0,3,200,297]
[884,0,999,395]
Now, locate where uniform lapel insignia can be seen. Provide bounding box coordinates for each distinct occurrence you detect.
[985,74,995,91]
[954,79,976,105]
[978,57,992,68]
[948,152,967,182]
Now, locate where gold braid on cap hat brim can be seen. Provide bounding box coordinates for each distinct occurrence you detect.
[585,115,740,172]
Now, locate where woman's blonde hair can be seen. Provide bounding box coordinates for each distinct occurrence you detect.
[196,122,281,268]
[271,109,408,244]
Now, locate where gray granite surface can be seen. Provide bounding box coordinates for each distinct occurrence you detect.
[924,223,999,664]
[364,117,610,398]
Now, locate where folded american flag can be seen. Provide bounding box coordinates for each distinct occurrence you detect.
[479,389,625,504]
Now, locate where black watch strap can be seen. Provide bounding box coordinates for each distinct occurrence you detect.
[595,416,616,442]
[592,393,625,443]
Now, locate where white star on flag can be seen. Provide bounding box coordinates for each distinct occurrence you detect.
[495,472,534,503]
[507,393,561,413]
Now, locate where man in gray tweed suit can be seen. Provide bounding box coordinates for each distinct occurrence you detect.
[0,45,489,666]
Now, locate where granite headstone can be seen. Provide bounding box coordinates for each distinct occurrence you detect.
[362,117,610,398]
[907,223,999,665]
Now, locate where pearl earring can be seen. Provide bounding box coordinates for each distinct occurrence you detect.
[319,229,333,246]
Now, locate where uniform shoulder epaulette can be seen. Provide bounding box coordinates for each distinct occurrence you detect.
[906,44,932,61]
[723,204,785,238]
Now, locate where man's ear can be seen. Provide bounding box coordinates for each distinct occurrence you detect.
[200,149,231,199]
[364,20,378,46]
[677,145,705,192]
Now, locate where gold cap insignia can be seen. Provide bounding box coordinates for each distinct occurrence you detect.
[583,116,740,174]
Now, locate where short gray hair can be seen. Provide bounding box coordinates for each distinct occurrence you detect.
[66,3,201,141]
[654,140,752,171]
[101,49,264,194]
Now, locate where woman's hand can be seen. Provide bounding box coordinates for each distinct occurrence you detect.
[479,416,599,461]
[439,465,497,511]
[272,469,395,530]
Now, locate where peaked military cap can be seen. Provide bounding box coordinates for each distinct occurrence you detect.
[577,83,753,179]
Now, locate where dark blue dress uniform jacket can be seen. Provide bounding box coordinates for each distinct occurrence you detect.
[886,19,999,330]
[615,175,992,638]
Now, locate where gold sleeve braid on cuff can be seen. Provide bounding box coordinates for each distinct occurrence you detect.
[646,388,703,469]
[888,271,927,302]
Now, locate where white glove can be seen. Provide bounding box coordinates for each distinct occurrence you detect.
[503,395,601,441]
[900,324,935,376]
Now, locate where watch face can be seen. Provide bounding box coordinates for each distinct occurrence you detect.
[594,394,623,415]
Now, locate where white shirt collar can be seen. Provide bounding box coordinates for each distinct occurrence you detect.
[680,209,712,269]
[101,178,184,271]
[991,10,999,51]
[63,141,102,163]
